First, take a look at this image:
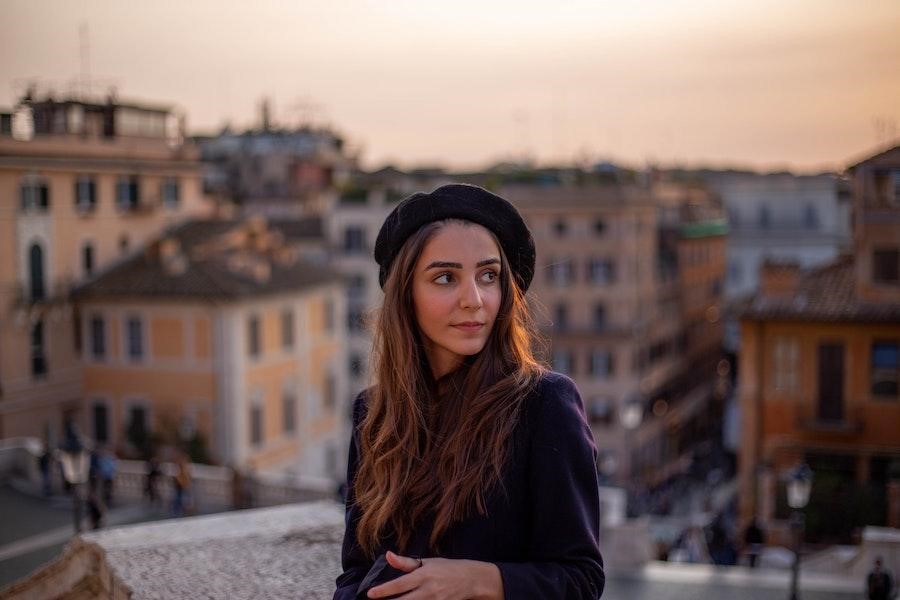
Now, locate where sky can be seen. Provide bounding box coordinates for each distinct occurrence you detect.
[2,0,899,171]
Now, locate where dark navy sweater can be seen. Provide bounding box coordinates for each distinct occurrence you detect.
[334,372,605,599]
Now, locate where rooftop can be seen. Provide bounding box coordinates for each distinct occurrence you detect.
[73,217,337,302]
[741,255,900,323]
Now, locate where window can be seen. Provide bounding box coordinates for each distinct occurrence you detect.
[343,226,366,253]
[758,205,771,229]
[349,352,364,378]
[281,309,294,350]
[29,242,45,301]
[116,176,140,210]
[589,350,614,378]
[589,397,614,427]
[92,403,109,444]
[126,317,143,360]
[552,348,574,375]
[554,303,568,332]
[871,341,899,398]
[587,258,616,285]
[347,305,365,333]
[728,261,743,285]
[247,315,261,358]
[126,406,148,452]
[75,176,96,211]
[162,178,180,209]
[773,337,799,392]
[593,304,607,331]
[324,298,335,333]
[90,316,106,360]
[593,219,607,236]
[82,242,95,278]
[31,320,47,377]
[817,343,845,421]
[250,403,263,446]
[282,387,296,434]
[20,179,50,211]
[873,249,899,284]
[547,258,575,287]
[347,274,366,299]
[804,204,819,230]
[324,372,336,411]
[553,218,568,237]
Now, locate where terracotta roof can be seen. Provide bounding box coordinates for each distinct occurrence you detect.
[73,218,337,302]
[741,255,900,323]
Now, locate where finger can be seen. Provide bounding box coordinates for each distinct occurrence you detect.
[367,570,421,598]
[385,550,421,573]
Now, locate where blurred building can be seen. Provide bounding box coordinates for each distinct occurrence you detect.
[703,171,851,303]
[72,217,347,477]
[737,144,900,544]
[196,99,354,217]
[505,182,728,495]
[0,91,210,444]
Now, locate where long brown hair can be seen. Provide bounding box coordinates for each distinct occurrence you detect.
[354,219,545,556]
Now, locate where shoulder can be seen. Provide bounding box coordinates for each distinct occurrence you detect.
[525,371,590,436]
[532,371,585,414]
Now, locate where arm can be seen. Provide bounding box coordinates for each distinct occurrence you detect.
[494,374,605,600]
[334,392,373,600]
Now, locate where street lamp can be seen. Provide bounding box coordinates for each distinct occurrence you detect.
[786,463,813,600]
[620,393,644,516]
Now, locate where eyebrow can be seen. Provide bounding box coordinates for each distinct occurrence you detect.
[424,257,500,270]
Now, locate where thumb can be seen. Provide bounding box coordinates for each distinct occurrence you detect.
[385,551,421,573]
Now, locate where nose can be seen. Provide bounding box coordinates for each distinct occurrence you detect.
[459,276,483,310]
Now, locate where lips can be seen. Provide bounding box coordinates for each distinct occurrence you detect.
[451,322,485,332]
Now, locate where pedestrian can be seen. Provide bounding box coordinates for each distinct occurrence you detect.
[145,455,162,508]
[743,518,765,568]
[171,451,192,517]
[867,556,896,600]
[38,441,53,497]
[97,447,117,507]
[334,184,605,599]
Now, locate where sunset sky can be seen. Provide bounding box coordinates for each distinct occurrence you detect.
[2,0,899,171]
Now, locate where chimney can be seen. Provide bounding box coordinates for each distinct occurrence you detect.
[759,260,801,298]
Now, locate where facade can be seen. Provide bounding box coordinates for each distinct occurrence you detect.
[0,93,210,444]
[705,172,851,302]
[73,218,347,477]
[505,183,727,494]
[737,145,900,544]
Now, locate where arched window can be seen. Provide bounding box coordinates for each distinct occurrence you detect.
[29,242,45,300]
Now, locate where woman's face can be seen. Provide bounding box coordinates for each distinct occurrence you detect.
[411,222,502,379]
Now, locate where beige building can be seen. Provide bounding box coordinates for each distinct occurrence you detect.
[73,218,347,477]
[0,94,210,444]
[505,183,727,493]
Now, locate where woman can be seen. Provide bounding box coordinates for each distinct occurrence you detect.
[335,184,604,599]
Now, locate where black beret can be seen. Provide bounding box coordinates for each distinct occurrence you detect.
[374,183,535,291]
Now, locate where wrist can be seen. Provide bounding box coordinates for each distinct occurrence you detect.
[467,560,503,600]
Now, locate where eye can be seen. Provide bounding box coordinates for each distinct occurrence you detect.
[433,272,453,285]
[480,270,499,283]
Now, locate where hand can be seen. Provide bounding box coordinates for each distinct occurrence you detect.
[366,551,503,600]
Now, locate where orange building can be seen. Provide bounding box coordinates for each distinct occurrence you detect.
[0,93,210,443]
[738,144,900,543]
[73,218,347,477]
